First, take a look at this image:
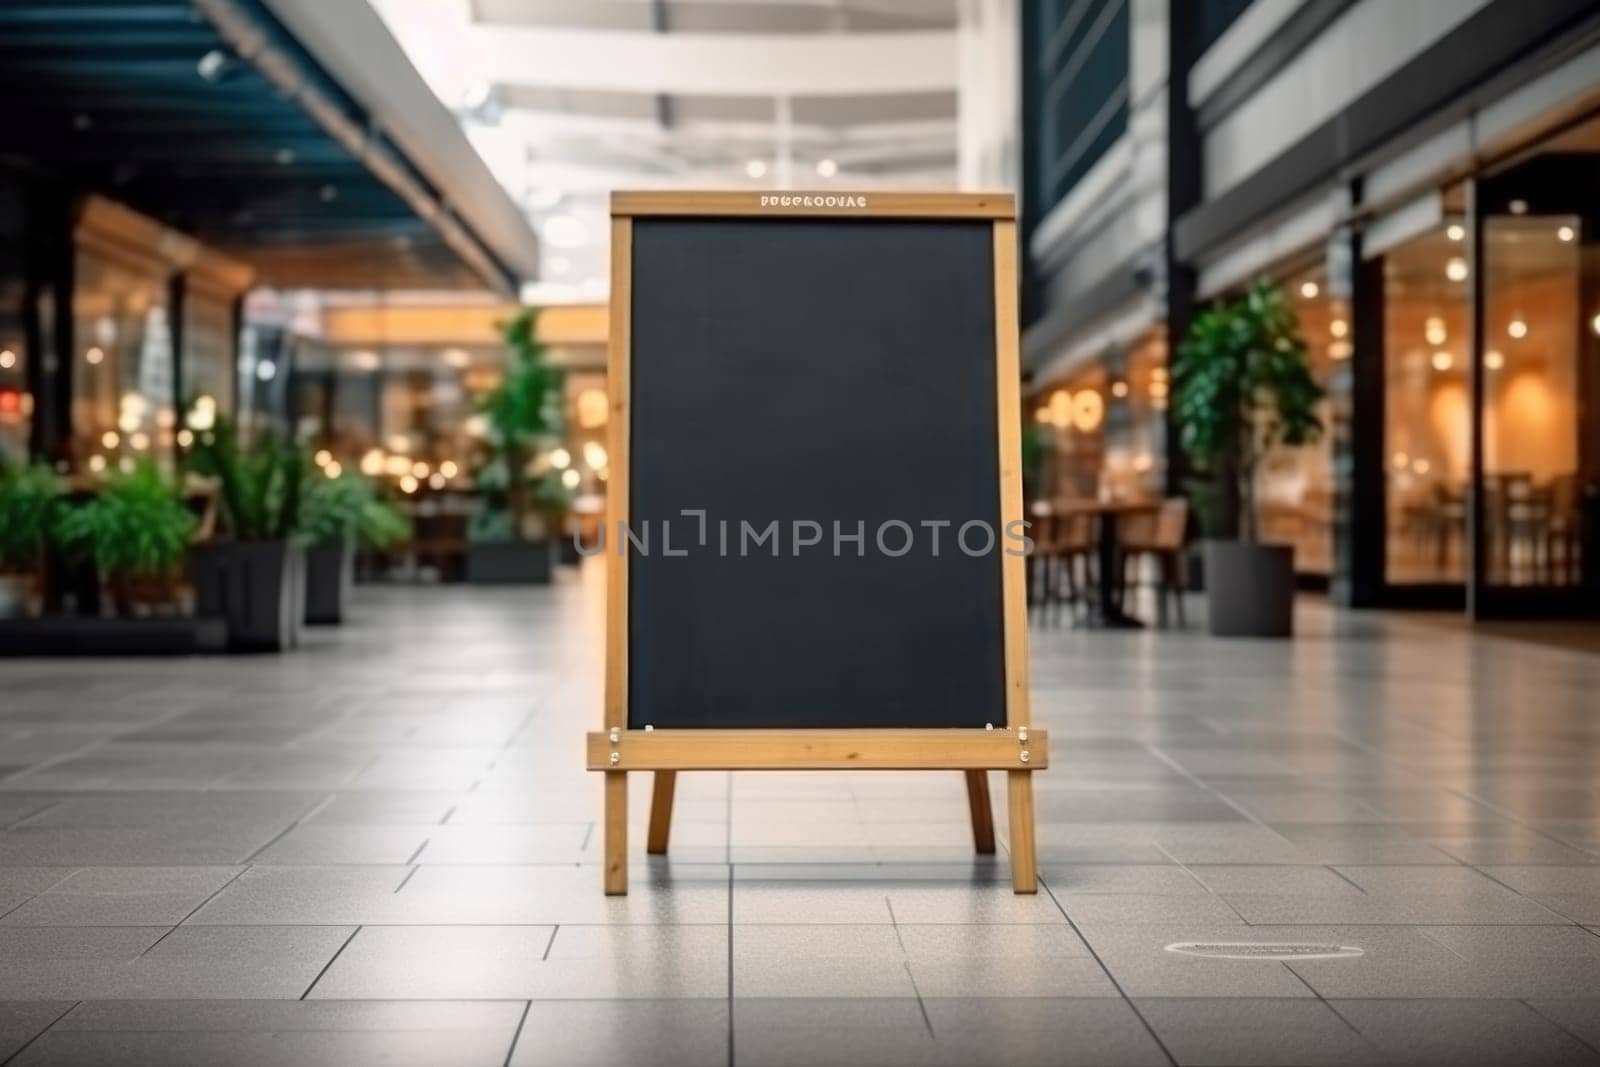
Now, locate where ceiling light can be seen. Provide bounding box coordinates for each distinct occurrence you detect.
[1424,317,1447,346]
[1446,223,1465,242]
[255,360,276,381]
[1508,199,1528,215]
[412,461,429,478]
[325,461,342,479]
[561,468,581,489]
[1484,349,1504,370]
[85,346,104,365]
[1431,350,1452,371]
[583,441,608,470]
[88,454,106,473]
[400,474,418,494]
[1328,341,1352,360]
[101,431,119,449]
[314,449,332,467]
[1329,319,1348,338]
[549,447,571,470]
[177,430,194,448]
[1507,318,1527,339]
[439,460,459,479]
[541,215,588,249]
[360,449,384,476]
[1111,380,1129,398]
[816,159,838,178]
[1445,257,1468,282]
[1592,312,1600,337]
[1557,225,1575,243]
[745,159,768,179]
[1299,281,1319,299]
[196,49,234,84]
[0,349,15,369]
[428,472,445,490]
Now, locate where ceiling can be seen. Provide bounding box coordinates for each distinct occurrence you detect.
[369,0,968,300]
[0,0,531,291]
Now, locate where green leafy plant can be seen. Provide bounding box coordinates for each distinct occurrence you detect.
[187,414,307,541]
[0,462,63,573]
[302,472,410,549]
[479,308,562,540]
[1020,423,1048,503]
[54,461,195,588]
[1172,280,1324,542]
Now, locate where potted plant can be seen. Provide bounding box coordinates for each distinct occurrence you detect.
[300,471,409,624]
[0,462,63,617]
[187,415,308,650]
[53,461,195,618]
[467,308,563,584]
[1173,280,1323,637]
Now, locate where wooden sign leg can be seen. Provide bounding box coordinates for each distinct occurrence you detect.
[964,770,995,854]
[1006,770,1037,893]
[604,771,628,895]
[646,770,676,855]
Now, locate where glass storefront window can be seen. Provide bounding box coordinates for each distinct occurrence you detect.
[1383,226,1470,584]
[1032,362,1107,501]
[72,248,174,474]
[1481,213,1582,588]
[1253,266,1341,575]
[184,286,235,422]
[0,174,27,465]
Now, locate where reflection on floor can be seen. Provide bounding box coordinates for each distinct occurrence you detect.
[2,571,1600,1065]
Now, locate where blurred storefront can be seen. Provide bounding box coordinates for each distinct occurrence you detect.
[1022,0,1600,618]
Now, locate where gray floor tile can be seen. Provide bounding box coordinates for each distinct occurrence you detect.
[310,924,727,999]
[1329,998,1600,1065]
[0,867,242,926]
[16,1000,525,1067]
[732,999,935,1067]
[510,1000,728,1066]
[1136,998,1383,1065]
[0,1002,74,1063]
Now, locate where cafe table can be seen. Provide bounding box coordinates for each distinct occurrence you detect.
[1032,497,1161,628]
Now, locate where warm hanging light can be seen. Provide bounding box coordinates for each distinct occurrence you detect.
[1431,350,1453,371]
[1484,349,1504,370]
[1445,257,1468,282]
[1424,317,1447,346]
[1329,319,1348,338]
[1072,389,1104,432]
[1446,223,1465,242]
[1507,318,1528,340]
[1557,225,1576,243]
[1299,281,1319,299]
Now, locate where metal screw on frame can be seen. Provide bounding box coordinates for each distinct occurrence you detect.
[608,727,620,744]
[985,723,994,731]
[1019,750,1030,764]
[609,751,620,766]
[1017,727,1029,743]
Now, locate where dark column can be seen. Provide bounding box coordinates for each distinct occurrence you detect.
[1328,217,1385,607]
[24,186,75,465]
[1163,1,1203,504]
[1465,179,1487,619]
[168,273,186,461]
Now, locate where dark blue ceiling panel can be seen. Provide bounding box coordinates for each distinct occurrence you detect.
[0,0,488,288]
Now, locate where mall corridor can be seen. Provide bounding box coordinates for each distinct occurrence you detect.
[2,573,1599,1065]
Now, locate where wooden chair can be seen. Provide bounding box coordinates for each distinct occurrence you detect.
[1119,497,1188,626]
[1046,504,1096,616]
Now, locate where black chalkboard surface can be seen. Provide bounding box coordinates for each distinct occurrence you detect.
[591,192,1045,898]
[627,217,1005,730]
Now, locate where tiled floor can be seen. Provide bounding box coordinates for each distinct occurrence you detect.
[3,569,1600,1065]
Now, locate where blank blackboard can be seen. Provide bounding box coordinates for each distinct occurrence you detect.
[626,217,1006,730]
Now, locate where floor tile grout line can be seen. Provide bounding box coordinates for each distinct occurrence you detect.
[1037,872,1178,1067]
[885,896,935,1039]
[1520,997,1600,1058]
[403,839,430,865]
[0,1000,79,1067]
[502,1000,533,1067]
[541,924,559,961]
[7,800,63,830]
[135,865,254,957]
[726,862,735,1067]
[298,924,362,1000]
[0,866,82,922]
[393,865,419,894]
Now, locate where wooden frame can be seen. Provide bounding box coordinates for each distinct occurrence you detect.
[590,190,1043,894]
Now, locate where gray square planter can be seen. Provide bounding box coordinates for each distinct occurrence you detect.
[190,541,306,651]
[305,541,355,625]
